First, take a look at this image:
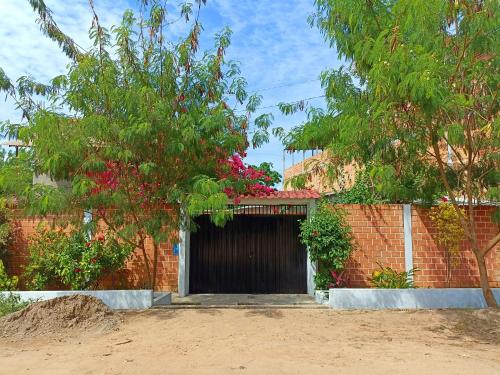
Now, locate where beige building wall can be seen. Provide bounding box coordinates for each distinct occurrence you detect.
[283,151,358,194]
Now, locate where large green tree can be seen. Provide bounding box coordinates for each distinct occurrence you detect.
[283,0,499,306]
[0,0,273,289]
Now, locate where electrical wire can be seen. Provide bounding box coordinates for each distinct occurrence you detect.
[237,94,326,113]
[247,78,321,94]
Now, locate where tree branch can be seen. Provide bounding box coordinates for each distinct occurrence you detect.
[480,231,500,257]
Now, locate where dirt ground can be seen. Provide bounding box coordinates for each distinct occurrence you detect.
[0,307,499,375]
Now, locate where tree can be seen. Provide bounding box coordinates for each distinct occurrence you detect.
[249,162,281,187]
[283,1,499,306]
[0,0,273,289]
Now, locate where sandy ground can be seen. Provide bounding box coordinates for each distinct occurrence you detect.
[0,307,499,375]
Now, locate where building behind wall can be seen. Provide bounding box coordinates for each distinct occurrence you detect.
[283,151,358,195]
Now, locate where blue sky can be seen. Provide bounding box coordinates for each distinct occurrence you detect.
[0,0,341,181]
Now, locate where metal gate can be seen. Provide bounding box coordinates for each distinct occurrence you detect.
[190,205,307,294]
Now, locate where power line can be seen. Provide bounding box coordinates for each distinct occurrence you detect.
[237,94,326,113]
[247,78,321,94]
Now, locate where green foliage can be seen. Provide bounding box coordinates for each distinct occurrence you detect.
[300,202,354,289]
[370,263,418,289]
[24,228,134,290]
[313,269,333,291]
[0,150,33,208]
[249,162,281,187]
[0,260,18,291]
[0,293,29,317]
[0,208,13,265]
[283,0,499,207]
[23,229,64,290]
[332,169,385,204]
[282,0,499,304]
[0,1,273,288]
[429,202,466,265]
[429,202,466,285]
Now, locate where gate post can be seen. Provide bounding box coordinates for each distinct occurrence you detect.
[307,199,317,296]
[403,204,414,281]
[178,210,190,297]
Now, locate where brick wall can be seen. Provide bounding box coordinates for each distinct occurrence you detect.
[341,204,499,288]
[412,206,499,288]
[6,215,179,292]
[5,205,499,292]
[340,205,406,287]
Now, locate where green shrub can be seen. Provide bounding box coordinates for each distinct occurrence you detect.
[0,260,18,291]
[0,208,13,266]
[25,229,134,290]
[370,262,418,289]
[0,293,29,317]
[300,202,354,289]
[24,229,65,290]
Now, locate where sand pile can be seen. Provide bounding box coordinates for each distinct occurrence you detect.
[0,295,121,338]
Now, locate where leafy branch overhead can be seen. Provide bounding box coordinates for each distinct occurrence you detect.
[0,0,275,289]
[284,0,499,306]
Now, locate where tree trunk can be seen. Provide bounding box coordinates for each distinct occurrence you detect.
[474,250,497,308]
[152,242,159,291]
[139,242,153,289]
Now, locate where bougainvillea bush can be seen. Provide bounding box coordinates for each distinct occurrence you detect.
[24,228,134,290]
[0,1,274,289]
[218,154,276,204]
[300,202,354,289]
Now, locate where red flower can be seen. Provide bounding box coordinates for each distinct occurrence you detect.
[178,94,185,102]
[85,242,91,248]
[90,258,97,264]
[97,235,105,242]
[75,267,81,273]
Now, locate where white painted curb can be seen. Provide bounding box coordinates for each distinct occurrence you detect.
[1,290,154,310]
[329,288,500,309]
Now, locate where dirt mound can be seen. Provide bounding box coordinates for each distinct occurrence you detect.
[0,295,121,338]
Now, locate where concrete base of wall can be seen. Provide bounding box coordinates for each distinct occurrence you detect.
[329,288,500,310]
[1,290,153,310]
[315,290,329,305]
[153,292,172,306]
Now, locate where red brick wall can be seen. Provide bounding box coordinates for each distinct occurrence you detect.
[341,205,406,287]
[6,215,179,292]
[341,204,499,288]
[5,205,499,291]
[412,206,499,288]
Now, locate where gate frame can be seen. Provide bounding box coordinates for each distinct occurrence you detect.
[178,197,318,297]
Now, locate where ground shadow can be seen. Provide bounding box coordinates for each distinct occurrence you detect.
[194,308,223,316]
[244,309,284,319]
[426,309,500,345]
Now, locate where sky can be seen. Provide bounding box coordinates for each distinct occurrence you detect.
[0,0,341,182]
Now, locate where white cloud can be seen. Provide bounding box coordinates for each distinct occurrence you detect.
[0,0,127,123]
